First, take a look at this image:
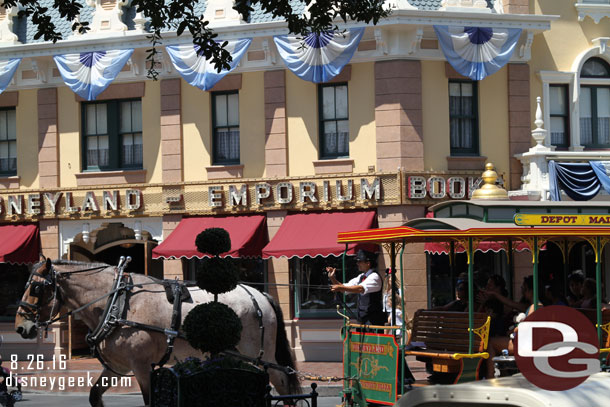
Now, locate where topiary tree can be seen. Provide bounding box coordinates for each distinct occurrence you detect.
[182,227,242,356]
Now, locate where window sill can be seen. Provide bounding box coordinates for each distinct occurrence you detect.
[0,175,19,189]
[575,3,610,23]
[75,169,147,186]
[313,158,354,175]
[205,164,244,180]
[446,156,487,171]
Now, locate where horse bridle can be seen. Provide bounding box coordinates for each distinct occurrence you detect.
[18,265,62,327]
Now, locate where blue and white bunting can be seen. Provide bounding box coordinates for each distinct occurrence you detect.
[273,28,365,83]
[434,26,522,81]
[165,39,252,91]
[53,49,134,100]
[0,59,20,94]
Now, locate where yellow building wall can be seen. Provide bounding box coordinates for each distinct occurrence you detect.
[17,89,39,189]
[182,72,266,181]
[58,81,163,187]
[286,62,376,176]
[423,61,510,177]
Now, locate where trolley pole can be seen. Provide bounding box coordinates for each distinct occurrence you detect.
[391,242,396,327]
[533,236,539,311]
[468,237,474,355]
[596,237,602,346]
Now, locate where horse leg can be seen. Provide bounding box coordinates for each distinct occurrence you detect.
[89,368,117,407]
[133,365,151,406]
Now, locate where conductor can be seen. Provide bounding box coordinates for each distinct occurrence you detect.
[326,249,385,326]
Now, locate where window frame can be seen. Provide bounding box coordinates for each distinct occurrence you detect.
[211,90,240,165]
[549,84,571,149]
[448,80,480,156]
[81,98,143,172]
[318,82,350,160]
[0,107,17,176]
[579,84,610,148]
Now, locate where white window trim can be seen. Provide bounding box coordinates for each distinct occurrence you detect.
[539,42,610,151]
[575,2,610,24]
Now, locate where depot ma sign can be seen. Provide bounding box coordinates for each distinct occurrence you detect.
[0,172,488,219]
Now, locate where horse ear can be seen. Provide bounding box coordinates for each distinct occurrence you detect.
[42,257,52,275]
[39,253,47,262]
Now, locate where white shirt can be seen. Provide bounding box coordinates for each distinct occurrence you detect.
[344,269,382,295]
[383,288,403,313]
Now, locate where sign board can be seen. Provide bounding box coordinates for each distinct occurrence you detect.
[514,214,610,226]
[343,332,398,405]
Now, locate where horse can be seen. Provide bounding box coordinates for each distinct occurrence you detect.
[15,258,299,406]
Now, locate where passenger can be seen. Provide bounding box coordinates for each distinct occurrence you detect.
[544,281,567,306]
[382,268,404,331]
[327,249,385,326]
[567,270,585,307]
[432,280,468,312]
[580,278,597,309]
[484,276,537,379]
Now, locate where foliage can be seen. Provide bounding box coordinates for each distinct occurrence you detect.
[182,302,242,354]
[2,0,390,78]
[195,228,231,256]
[196,257,238,295]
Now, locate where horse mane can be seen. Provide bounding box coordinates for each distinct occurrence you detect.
[51,259,110,268]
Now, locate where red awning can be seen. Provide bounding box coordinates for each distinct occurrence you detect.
[262,210,377,259]
[152,215,268,259]
[424,240,532,255]
[0,224,40,264]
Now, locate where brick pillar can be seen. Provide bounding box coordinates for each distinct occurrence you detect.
[264,70,288,177]
[162,214,183,279]
[161,79,183,183]
[503,0,529,14]
[266,210,291,317]
[39,219,59,259]
[38,88,58,188]
[375,60,423,172]
[508,64,531,190]
[377,206,427,321]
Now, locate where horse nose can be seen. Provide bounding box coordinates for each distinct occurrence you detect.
[16,326,24,335]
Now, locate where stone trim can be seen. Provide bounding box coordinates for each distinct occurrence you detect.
[75,82,145,102]
[446,156,488,171]
[161,79,183,183]
[210,74,242,92]
[40,219,59,259]
[312,158,354,174]
[205,164,244,180]
[38,88,58,189]
[503,0,529,14]
[75,169,147,186]
[162,214,184,280]
[445,62,468,80]
[507,63,530,190]
[264,70,288,177]
[0,175,19,189]
[0,91,18,107]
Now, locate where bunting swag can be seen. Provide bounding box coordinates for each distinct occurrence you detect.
[54,49,134,100]
[273,28,364,83]
[434,26,521,81]
[0,59,20,94]
[165,39,252,91]
[548,160,610,201]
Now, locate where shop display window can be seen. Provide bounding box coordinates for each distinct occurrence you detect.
[187,258,267,292]
[0,264,29,321]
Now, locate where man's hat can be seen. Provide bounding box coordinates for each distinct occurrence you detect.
[355,249,374,263]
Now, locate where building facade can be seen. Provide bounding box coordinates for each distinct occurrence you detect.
[0,0,591,362]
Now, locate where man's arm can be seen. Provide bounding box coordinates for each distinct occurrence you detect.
[331,284,365,294]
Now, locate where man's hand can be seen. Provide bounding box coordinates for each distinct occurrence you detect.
[326,267,340,285]
[331,284,344,292]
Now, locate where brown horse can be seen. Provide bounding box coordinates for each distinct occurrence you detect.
[15,259,299,406]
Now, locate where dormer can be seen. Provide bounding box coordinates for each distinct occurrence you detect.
[85,0,130,33]
[203,0,244,26]
[440,0,491,13]
[0,3,20,44]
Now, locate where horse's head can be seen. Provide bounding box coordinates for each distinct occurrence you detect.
[15,257,62,339]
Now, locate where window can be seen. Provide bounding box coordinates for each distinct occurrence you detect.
[0,264,29,321]
[212,91,240,164]
[292,255,358,318]
[82,99,142,171]
[319,83,349,159]
[0,108,16,175]
[580,58,610,148]
[550,85,570,148]
[449,81,479,156]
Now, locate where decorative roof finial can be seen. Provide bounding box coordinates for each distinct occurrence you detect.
[471,163,509,200]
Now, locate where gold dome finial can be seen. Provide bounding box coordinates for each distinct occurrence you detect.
[471,163,508,200]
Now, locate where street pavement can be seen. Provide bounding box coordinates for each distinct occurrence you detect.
[15,392,343,406]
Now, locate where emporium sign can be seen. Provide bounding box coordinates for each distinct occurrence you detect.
[0,171,487,220]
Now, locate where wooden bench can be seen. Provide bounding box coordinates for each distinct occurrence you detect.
[404,310,490,383]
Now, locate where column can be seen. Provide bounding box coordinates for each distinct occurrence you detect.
[264,70,288,177]
[38,88,58,189]
[162,214,183,279]
[508,63,531,190]
[161,79,183,183]
[503,0,529,14]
